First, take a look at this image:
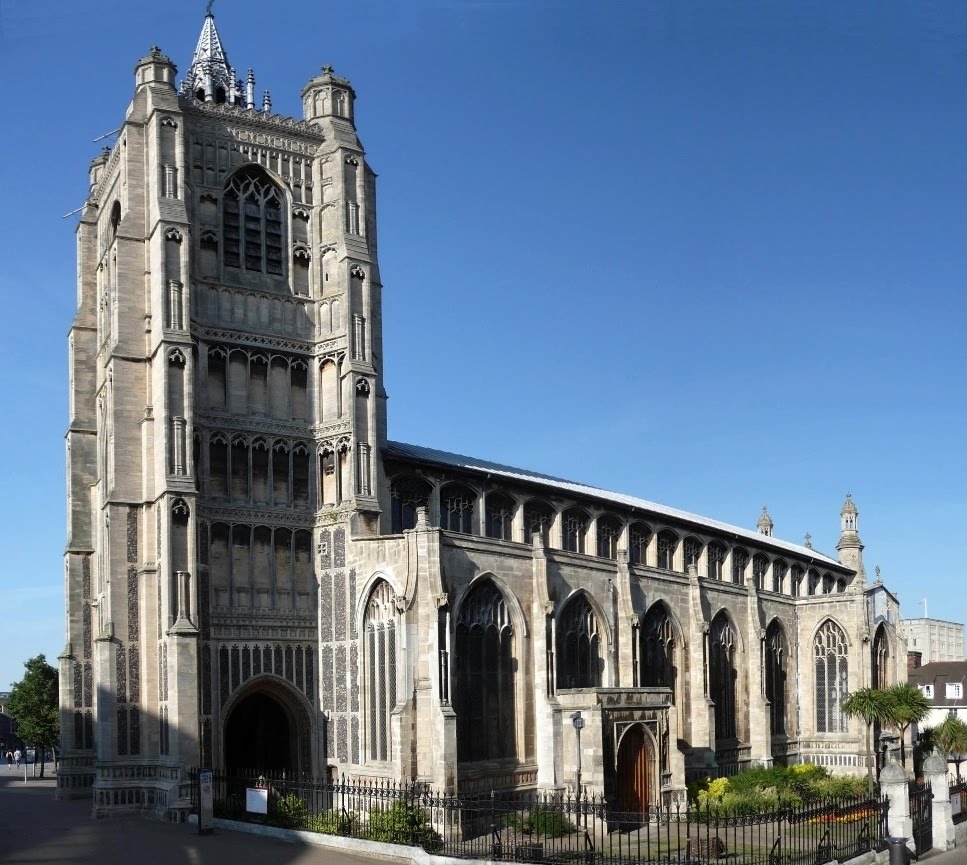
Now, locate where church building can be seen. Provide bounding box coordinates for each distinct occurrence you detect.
[60,11,904,816]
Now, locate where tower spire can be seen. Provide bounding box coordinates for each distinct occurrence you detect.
[180,5,242,104]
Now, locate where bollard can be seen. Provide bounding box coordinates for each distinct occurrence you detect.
[886,836,910,865]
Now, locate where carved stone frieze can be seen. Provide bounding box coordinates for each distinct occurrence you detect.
[196,505,315,527]
[184,100,326,140]
[198,327,312,353]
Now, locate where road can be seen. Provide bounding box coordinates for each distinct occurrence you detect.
[0,772,388,865]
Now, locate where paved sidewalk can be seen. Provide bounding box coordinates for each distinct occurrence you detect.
[0,773,385,865]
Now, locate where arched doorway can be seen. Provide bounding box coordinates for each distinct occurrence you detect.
[615,725,650,815]
[224,686,308,773]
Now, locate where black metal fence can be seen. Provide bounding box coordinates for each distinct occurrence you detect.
[190,769,888,865]
[908,780,932,859]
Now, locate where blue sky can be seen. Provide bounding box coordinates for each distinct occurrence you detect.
[1,0,966,688]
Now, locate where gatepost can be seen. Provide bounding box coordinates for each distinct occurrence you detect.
[880,762,915,855]
[923,752,955,851]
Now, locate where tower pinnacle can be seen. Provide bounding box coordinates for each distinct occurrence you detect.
[835,493,865,580]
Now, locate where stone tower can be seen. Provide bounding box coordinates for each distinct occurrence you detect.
[60,10,385,811]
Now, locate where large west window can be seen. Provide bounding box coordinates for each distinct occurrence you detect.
[223,167,285,275]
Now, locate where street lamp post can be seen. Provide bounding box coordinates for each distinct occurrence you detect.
[571,712,585,794]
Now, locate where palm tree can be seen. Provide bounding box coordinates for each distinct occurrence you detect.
[936,714,967,779]
[887,683,930,773]
[843,688,896,793]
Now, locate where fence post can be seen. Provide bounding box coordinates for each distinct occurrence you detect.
[924,752,954,851]
[881,762,914,853]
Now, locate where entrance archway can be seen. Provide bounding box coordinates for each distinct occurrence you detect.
[223,681,311,774]
[615,725,650,814]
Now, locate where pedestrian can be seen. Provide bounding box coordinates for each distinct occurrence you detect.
[5,751,11,769]
[13,748,21,768]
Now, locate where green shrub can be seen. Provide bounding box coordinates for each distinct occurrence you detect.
[268,792,308,829]
[306,809,355,835]
[366,799,443,851]
[506,807,576,839]
[688,764,867,813]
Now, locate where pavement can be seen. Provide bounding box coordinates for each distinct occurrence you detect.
[0,771,387,865]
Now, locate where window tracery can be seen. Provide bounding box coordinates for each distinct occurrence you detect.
[455,580,516,762]
[629,523,651,566]
[364,580,397,762]
[556,595,602,689]
[772,560,788,594]
[657,530,678,571]
[683,537,703,571]
[814,620,848,733]
[223,167,284,276]
[597,515,621,559]
[485,493,515,541]
[440,483,475,534]
[732,548,748,584]
[523,500,553,546]
[709,613,738,740]
[390,476,431,533]
[752,554,769,590]
[707,542,725,580]
[641,604,676,696]
[561,508,588,554]
[765,621,786,734]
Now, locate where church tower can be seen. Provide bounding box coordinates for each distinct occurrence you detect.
[60,10,385,811]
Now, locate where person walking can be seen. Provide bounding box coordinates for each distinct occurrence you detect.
[13,748,21,768]
[5,751,11,769]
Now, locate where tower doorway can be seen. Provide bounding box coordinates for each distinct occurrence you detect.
[224,690,296,773]
[615,725,651,815]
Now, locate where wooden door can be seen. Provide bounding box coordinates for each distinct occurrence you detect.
[616,725,650,814]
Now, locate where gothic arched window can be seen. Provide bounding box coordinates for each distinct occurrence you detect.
[815,620,849,733]
[772,560,788,594]
[485,493,515,541]
[872,624,889,690]
[707,542,726,580]
[629,522,651,566]
[390,476,431,533]
[455,580,516,762]
[709,613,738,740]
[683,537,703,571]
[765,620,787,735]
[523,500,554,546]
[732,548,749,584]
[561,508,588,554]
[641,604,676,697]
[364,580,397,761]
[597,515,621,560]
[657,530,678,571]
[223,167,285,276]
[752,554,769,590]
[791,565,804,597]
[440,483,476,534]
[556,595,602,689]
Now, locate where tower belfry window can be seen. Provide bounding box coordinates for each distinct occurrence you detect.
[223,168,285,276]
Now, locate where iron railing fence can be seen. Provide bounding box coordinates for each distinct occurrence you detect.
[189,769,888,865]
[908,780,933,859]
